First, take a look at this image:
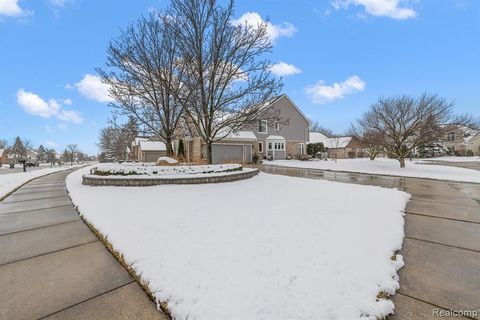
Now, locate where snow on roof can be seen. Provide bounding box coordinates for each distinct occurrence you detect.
[133,137,149,146]
[309,132,352,148]
[139,140,166,151]
[0,149,5,155]
[266,135,286,140]
[224,131,257,141]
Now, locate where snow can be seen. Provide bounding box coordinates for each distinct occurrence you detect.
[0,165,79,199]
[265,158,480,183]
[157,156,178,164]
[139,140,166,151]
[224,131,257,141]
[266,135,285,140]
[67,166,410,320]
[89,163,242,176]
[415,156,480,163]
[309,132,352,148]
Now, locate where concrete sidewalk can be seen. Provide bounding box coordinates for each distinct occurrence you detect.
[261,165,480,320]
[0,170,167,320]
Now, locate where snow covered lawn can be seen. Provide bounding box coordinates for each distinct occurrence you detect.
[415,156,480,163]
[265,158,480,183]
[67,166,410,320]
[0,165,79,199]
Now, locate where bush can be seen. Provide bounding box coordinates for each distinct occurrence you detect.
[467,150,474,157]
[307,142,325,156]
[298,155,311,161]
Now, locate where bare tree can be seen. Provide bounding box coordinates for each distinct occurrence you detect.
[309,120,334,136]
[170,0,282,163]
[349,126,385,160]
[353,93,479,168]
[0,139,8,149]
[66,144,79,166]
[98,13,186,156]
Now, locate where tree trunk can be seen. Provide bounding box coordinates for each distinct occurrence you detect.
[399,157,405,168]
[165,138,174,157]
[207,142,213,164]
[369,149,377,160]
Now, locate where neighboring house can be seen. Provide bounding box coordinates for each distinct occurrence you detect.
[309,132,363,159]
[0,149,7,165]
[178,94,310,164]
[130,137,149,161]
[137,140,167,162]
[444,126,480,156]
[26,149,38,160]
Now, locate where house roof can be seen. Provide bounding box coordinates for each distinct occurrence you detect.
[309,132,352,148]
[139,140,166,151]
[224,131,257,141]
[0,149,5,156]
[133,137,149,146]
[259,94,310,125]
[266,135,286,140]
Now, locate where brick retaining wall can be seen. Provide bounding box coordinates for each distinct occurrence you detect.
[82,169,259,186]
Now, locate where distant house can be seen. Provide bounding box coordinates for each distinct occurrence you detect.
[137,140,167,162]
[0,149,7,165]
[309,132,363,159]
[444,126,480,156]
[130,137,149,161]
[178,94,310,164]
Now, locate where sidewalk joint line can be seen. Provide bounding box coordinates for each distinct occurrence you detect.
[37,281,136,320]
[405,211,480,225]
[404,236,480,253]
[0,219,80,237]
[0,239,99,268]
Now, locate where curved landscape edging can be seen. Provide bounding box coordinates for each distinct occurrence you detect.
[82,168,259,186]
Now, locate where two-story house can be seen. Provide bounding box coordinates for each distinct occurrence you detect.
[444,126,480,156]
[178,94,310,164]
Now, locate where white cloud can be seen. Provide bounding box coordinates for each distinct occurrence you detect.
[16,90,60,117]
[75,74,113,103]
[16,89,83,123]
[57,109,83,124]
[45,140,57,148]
[305,75,366,104]
[63,98,72,105]
[0,0,32,17]
[270,62,302,77]
[331,0,416,20]
[232,12,297,43]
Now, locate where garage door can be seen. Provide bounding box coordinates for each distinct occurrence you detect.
[212,144,244,164]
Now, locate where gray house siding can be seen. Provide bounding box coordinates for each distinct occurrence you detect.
[242,95,309,142]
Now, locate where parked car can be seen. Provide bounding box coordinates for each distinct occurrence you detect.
[25,160,40,167]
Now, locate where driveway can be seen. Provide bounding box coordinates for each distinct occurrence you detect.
[0,169,167,320]
[261,165,480,320]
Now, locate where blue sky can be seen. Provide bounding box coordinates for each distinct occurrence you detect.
[1,0,479,155]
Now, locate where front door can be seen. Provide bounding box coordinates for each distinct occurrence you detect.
[267,141,274,159]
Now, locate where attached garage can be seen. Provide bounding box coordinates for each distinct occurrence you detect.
[211,143,252,164]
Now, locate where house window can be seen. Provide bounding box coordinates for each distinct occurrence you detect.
[258,120,267,134]
[273,142,285,150]
[258,141,263,153]
[274,122,280,131]
[447,132,455,142]
[268,142,273,150]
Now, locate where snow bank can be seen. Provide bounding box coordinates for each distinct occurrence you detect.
[89,163,242,176]
[157,156,178,164]
[266,158,480,183]
[67,166,410,320]
[0,165,79,199]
